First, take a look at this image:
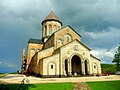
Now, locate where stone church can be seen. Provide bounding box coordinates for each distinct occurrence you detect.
[21,11,101,77]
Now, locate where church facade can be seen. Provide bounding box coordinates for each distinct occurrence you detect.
[21,11,101,77]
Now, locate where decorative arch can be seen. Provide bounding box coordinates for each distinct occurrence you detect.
[62,57,70,76]
[70,53,84,75]
[48,24,52,34]
[64,34,72,43]
[64,59,68,76]
[56,38,63,48]
[70,53,84,62]
[47,61,57,75]
[71,55,82,75]
[53,25,57,31]
[84,58,90,75]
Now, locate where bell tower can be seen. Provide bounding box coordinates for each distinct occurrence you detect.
[41,11,62,42]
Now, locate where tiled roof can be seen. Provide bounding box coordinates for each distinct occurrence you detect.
[41,11,62,25]
[28,38,43,44]
[45,11,59,21]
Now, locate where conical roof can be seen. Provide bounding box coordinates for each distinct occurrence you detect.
[45,11,59,21]
[41,11,62,25]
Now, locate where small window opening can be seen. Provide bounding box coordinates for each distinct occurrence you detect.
[94,65,96,69]
[51,65,53,69]
[67,37,69,42]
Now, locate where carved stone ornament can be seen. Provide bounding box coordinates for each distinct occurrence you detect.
[67,51,70,54]
[74,45,79,51]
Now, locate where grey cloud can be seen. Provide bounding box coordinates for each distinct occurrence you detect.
[52,0,120,31]
[82,27,120,49]
[91,46,117,63]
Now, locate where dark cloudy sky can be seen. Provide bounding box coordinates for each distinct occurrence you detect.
[0,0,120,73]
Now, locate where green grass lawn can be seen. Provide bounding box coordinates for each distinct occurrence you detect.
[0,83,73,90]
[87,80,120,90]
[1,80,120,90]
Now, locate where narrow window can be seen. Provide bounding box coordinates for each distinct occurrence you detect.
[45,25,47,35]
[58,26,60,29]
[54,25,57,31]
[94,65,96,69]
[51,65,53,69]
[67,36,69,42]
[49,24,52,34]
[64,34,72,43]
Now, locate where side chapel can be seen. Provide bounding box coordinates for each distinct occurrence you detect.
[22,11,101,77]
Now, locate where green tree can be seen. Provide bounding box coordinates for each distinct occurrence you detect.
[112,44,120,71]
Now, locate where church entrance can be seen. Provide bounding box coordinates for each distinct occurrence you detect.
[71,55,82,76]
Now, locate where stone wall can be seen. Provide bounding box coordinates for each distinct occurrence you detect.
[90,55,101,75]
[60,40,91,76]
[54,26,81,49]
[42,54,59,76]
[27,43,43,65]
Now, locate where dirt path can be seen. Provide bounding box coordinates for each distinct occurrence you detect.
[74,83,91,90]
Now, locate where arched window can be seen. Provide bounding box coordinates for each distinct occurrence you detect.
[51,65,53,69]
[49,24,52,34]
[94,65,96,69]
[56,39,63,48]
[65,59,68,75]
[58,26,60,29]
[67,37,70,42]
[53,25,57,31]
[93,63,98,74]
[64,34,72,43]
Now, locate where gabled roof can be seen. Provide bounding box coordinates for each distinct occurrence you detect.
[28,38,43,44]
[67,25,82,37]
[68,39,91,51]
[55,25,82,37]
[55,39,91,51]
[90,54,101,61]
[41,11,62,25]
